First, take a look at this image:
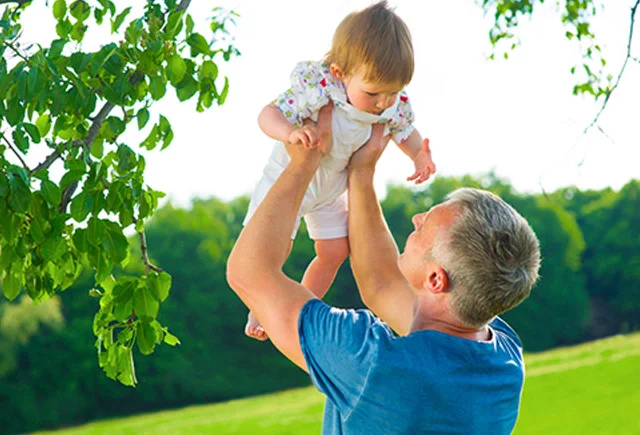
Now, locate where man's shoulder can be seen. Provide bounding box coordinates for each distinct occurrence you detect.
[299,299,395,344]
[489,316,523,348]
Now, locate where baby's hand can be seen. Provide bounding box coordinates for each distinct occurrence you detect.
[288,124,321,149]
[407,139,436,184]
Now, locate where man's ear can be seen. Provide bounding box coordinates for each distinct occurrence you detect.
[424,264,449,294]
[330,63,344,80]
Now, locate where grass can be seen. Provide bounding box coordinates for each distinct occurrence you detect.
[31,333,640,435]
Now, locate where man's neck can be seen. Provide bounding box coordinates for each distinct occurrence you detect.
[409,313,492,342]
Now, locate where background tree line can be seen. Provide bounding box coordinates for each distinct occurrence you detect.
[0,174,638,434]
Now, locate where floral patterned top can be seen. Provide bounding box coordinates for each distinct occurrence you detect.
[272,60,415,144]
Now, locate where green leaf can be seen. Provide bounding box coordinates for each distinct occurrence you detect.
[70,1,91,21]
[200,60,218,80]
[70,20,88,42]
[185,14,194,35]
[5,98,24,126]
[186,33,211,57]
[136,108,149,130]
[8,171,31,213]
[165,10,184,38]
[166,55,187,85]
[35,113,52,137]
[41,236,66,261]
[59,170,84,189]
[86,217,105,246]
[53,0,67,20]
[95,252,113,285]
[91,137,104,158]
[136,321,157,355]
[116,144,136,173]
[0,213,21,245]
[72,227,89,252]
[49,39,67,59]
[140,124,159,151]
[113,297,133,322]
[41,179,61,206]
[23,123,41,143]
[102,221,128,263]
[133,286,160,322]
[70,191,93,222]
[111,6,131,33]
[163,330,180,346]
[218,77,230,105]
[147,271,171,302]
[112,277,137,303]
[175,74,198,101]
[149,75,166,100]
[2,262,23,300]
[116,346,137,386]
[29,218,45,243]
[12,128,29,153]
[0,173,8,197]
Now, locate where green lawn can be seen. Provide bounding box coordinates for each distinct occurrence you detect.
[32,333,640,435]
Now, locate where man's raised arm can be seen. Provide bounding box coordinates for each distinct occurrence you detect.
[347,125,415,336]
[226,106,332,371]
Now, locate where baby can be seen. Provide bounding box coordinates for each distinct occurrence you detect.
[242,1,435,340]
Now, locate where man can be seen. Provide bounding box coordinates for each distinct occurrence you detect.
[226,106,541,434]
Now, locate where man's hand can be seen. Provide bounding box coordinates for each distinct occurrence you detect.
[407,140,436,184]
[348,123,391,172]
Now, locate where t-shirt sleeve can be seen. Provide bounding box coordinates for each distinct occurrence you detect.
[272,61,331,127]
[388,90,416,143]
[298,299,388,417]
[490,317,523,349]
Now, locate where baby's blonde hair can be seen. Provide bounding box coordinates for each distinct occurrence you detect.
[325,1,414,86]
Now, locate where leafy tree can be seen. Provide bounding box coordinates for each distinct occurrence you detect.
[0,294,63,376]
[579,180,640,331]
[0,0,237,385]
[481,0,639,132]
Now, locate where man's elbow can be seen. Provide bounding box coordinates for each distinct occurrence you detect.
[226,251,258,297]
[226,252,275,297]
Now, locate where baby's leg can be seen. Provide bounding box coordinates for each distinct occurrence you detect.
[245,240,294,341]
[301,237,350,298]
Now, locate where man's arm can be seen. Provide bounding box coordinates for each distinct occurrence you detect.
[347,125,416,336]
[226,107,332,372]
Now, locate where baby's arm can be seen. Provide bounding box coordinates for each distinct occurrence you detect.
[258,104,321,149]
[395,129,436,184]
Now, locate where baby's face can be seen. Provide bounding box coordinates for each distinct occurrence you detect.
[342,72,403,115]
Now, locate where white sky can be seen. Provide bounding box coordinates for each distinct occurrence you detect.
[14,1,640,207]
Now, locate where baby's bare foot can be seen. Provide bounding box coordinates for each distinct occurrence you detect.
[245,311,269,341]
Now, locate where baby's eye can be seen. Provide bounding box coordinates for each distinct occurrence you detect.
[366,92,378,96]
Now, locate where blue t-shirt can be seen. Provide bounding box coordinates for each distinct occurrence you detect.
[298,299,525,435]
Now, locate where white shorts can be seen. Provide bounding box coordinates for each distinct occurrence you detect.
[243,172,348,240]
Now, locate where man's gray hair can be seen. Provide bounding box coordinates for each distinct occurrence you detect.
[431,188,541,327]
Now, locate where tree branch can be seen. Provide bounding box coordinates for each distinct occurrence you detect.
[0,131,30,171]
[0,0,30,5]
[176,0,192,13]
[133,217,163,275]
[584,0,639,134]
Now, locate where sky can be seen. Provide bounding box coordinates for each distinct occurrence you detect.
[14,0,640,207]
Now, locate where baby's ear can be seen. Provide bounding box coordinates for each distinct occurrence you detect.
[329,63,344,80]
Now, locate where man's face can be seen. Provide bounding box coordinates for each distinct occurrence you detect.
[398,203,458,289]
